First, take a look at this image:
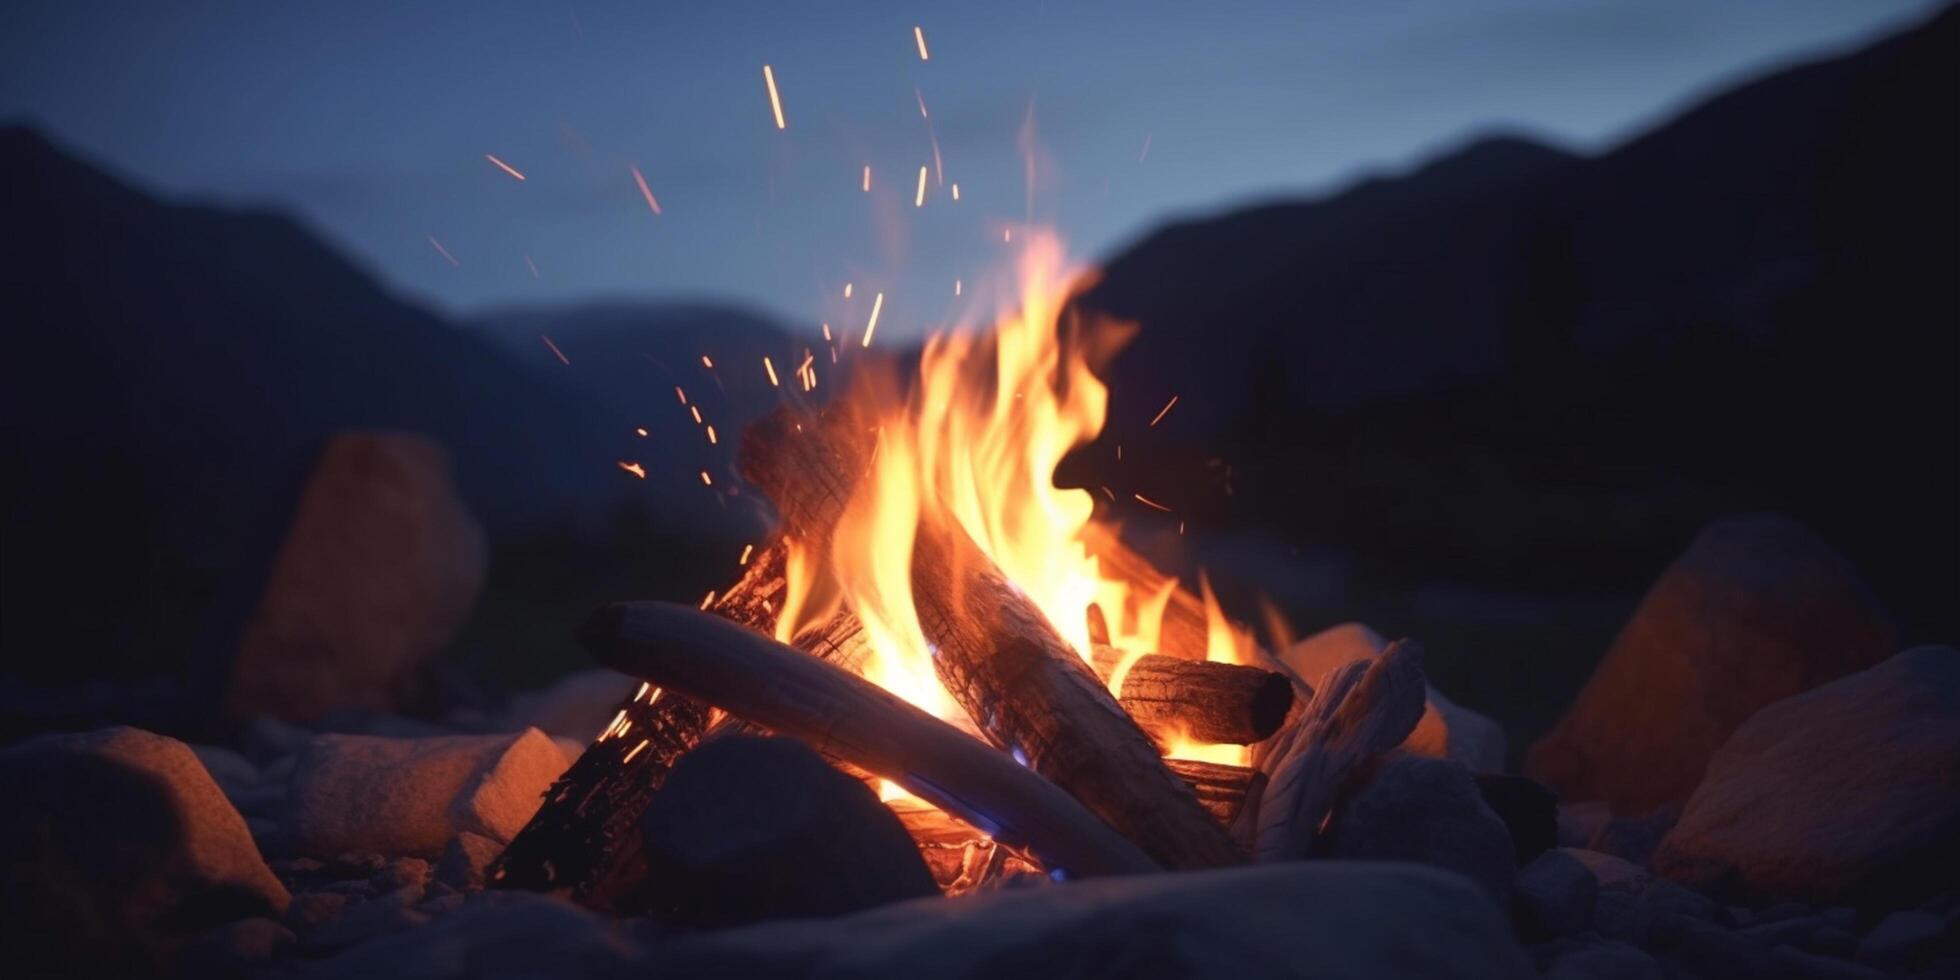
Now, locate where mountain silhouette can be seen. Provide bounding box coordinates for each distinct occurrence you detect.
[1074,6,1956,637]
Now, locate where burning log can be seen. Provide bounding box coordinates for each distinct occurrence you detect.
[888,800,1045,894]
[1164,758,1267,855]
[742,410,1243,870]
[581,600,1159,878]
[1254,638,1428,863]
[1080,523,1213,661]
[490,540,866,908]
[1091,646,1295,745]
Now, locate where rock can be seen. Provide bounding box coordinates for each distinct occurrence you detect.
[1650,915,1783,979]
[1527,515,1895,813]
[1651,646,1960,906]
[652,861,1534,979]
[1567,848,1653,893]
[1515,849,1598,939]
[228,431,488,722]
[287,728,567,859]
[503,668,638,742]
[1557,800,1613,847]
[0,726,291,975]
[1589,802,1680,866]
[1283,623,1508,770]
[299,891,638,980]
[1857,909,1947,967]
[193,744,260,797]
[436,832,505,892]
[173,917,296,979]
[1322,753,1516,909]
[638,736,938,927]
[1770,945,1890,980]
[300,885,430,955]
[1543,939,1664,980]
[1595,878,1717,945]
[285,891,351,933]
[372,856,431,892]
[1474,772,1559,864]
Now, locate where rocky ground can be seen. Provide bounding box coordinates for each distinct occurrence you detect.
[2,513,1955,979]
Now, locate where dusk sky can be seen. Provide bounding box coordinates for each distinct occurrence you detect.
[1,1,1939,341]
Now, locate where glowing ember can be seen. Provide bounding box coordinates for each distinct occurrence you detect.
[630,165,663,215]
[861,166,871,192]
[427,235,460,266]
[485,153,527,181]
[524,253,540,279]
[706,424,718,444]
[617,461,646,479]
[635,427,648,437]
[699,470,713,486]
[739,544,754,565]
[763,356,780,387]
[1148,394,1179,427]
[675,386,688,405]
[951,183,961,201]
[701,355,714,368]
[844,282,854,298]
[1133,492,1171,512]
[761,64,787,129]
[862,292,884,347]
[914,25,930,61]
[914,166,928,207]
[540,335,571,365]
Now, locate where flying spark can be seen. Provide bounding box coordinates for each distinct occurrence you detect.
[622,739,650,764]
[1139,132,1153,163]
[861,166,871,192]
[675,386,688,405]
[485,154,527,181]
[862,292,884,347]
[1134,492,1172,512]
[821,322,832,341]
[700,355,713,368]
[951,183,960,201]
[762,356,780,387]
[427,235,459,266]
[635,681,650,701]
[524,253,540,279]
[914,25,930,60]
[699,471,714,486]
[630,165,662,215]
[915,166,927,207]
[689,405,702,424]
[844,282,853,298]
[955,279,962,296]
[700,590,717,610]
[635,427,648,437]
[739,544,754,565]
[540,335,570,365]
[706,425,718,444]
[617,461,646,479]
[762,65,787,129]
[1148,394,1180,427]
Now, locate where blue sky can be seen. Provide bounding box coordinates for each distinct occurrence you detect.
[1,1,1939,340]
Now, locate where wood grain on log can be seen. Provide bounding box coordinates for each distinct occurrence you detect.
[1098,648,1295,745]
[582,600,1161,878]
[1254,638,1427,863]
[887,800,1045,895]
[741,408,1242,869]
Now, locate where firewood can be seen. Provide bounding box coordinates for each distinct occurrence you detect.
[581,600,1161,878]
[1254,638,1428,863]
[1079,523,1212,660]
[1164,758,1268,855]
[741,409,1242,869]
[1095,647,1295,745]
[887,799,1045,895]
[491,540,866,908]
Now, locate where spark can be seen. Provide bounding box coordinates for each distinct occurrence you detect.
[700,355,713,368]
[914,166,927,207]
[844,282,853,299]
[706,424,718,444]
[700,590,717,610]
[524,253,540,279]
[861,166,871,192]
[485,153,527,181]
[739,543,754,565]
[604,709,626,738]
[798,351,815,374]
[762,356,780,387]
[916,88,930,119]
[761,64,787,130]
[1003,228,1011,243]
[630,164,662,215]
[951,183,960,201]
[821,322,832,341]
[622,739,650,764]
[689,405,702,424]
[1179,521,1186,535]
[1100,485,1116,501]
[830,346,837,363]
[1116,444,1123,460]
[634,427,648,437]
[955,279,962,296]
[675,386,688,405]
[862,292,884,347]
[635,681,650,701]
[1134,492,1172,512]
[1148,394,1180,427]
[540,335,571,365]
[1139,132,1153,163]
[427,235,459,266]
[617,461,646,479]
[699,470,714,486]
[914,25,930,60]
[616,720,631,738]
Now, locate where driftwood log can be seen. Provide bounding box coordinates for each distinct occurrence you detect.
[741,409,1242,869]
[490,540,868,908]
[888,800,1045,895]
[1089,646,1295,745]
[582,600,1160,877]
[1254,638,1428,862]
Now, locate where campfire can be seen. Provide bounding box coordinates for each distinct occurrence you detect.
[489,232,1429,906]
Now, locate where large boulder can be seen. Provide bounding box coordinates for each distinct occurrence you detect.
[287,729,566,859]
[650,862,1534,979]
[1321,753,1516,909]
[0,727,290,975]
[1651,646,1960,906]
[638,736,938,927]
[1527,515,1894,813]
[228,431,488,722]
[1283,623,1508,771]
